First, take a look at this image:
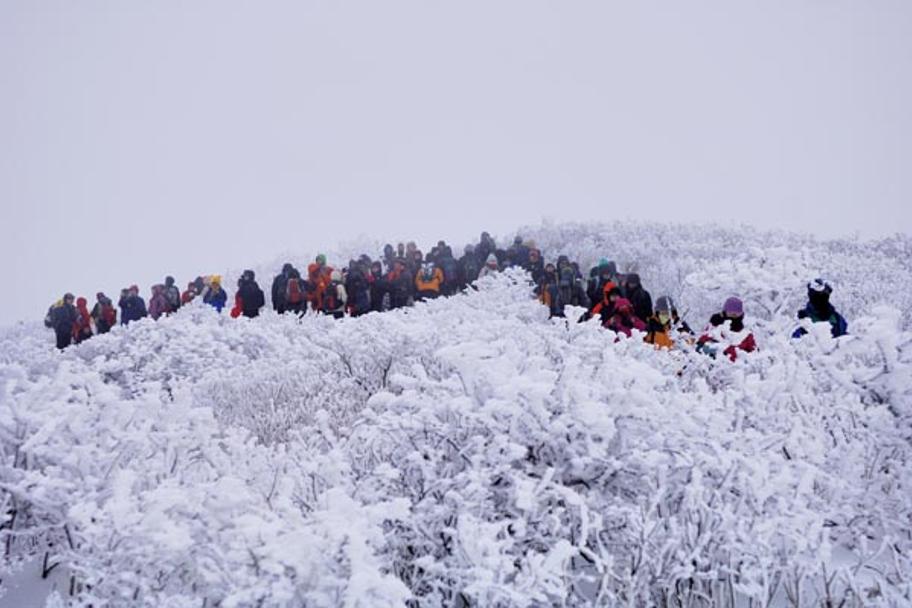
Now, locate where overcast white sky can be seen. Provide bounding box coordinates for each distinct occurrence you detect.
[1,1,910,326]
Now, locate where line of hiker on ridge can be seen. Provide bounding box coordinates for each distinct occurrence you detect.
[44,232,849,360]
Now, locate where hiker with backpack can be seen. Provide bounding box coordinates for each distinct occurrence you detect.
[415,262,445,301]
[459,245,480,290]
[644,296,692,349]
[536,263,564,318]
[697,297,757,362]
[307,255,333,312]
[236,270,265,318]
[508,236,530,269]
[119,285,148,325]
[623,273,653,324]
[476,232,496,264]
[582,282,645,337]
[345,260,372,317]
[526,247,545,284]
[477,253,500,280]
[47,293,78,349]
[271,263,294,314]
[283,268,306,315]
[437,251,460,296]
[323,270,348,319]
[387,258,412,309]
[202,276,228,313]
[587,259,621,306]
[90,292,117,334]
[148,284,172,320]
[163,276,181,312]
[792,278,848,339]
[369,261,388,312]
[557,256,585,307]
[72,297,94,344]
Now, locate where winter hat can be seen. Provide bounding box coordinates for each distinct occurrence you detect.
[486,253,498,265]
[723,297,744,316]
[210,275,221,286]
[165,276,175,286]
[243,270,255,280]
[598,257,610,268]
[626,273,641,287]
[77,297,87,307]
[514,236,523,245]
[606,261,618,275]
[64,293,75,301]
[316,254,327,265]
[464,244,475,254]
[654,296,675,313]
[129,285,139,293]
[808,278,832,295]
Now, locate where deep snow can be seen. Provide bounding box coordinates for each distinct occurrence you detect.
[1,222,911,607]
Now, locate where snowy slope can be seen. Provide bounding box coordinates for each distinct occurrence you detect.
[1,224,911,607]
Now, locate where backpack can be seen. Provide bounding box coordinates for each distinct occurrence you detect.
[101,302,116,325]
[44,306,55,328]
[286,278,303,304]
[165,286,181,310]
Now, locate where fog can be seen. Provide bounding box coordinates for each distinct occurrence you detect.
[1,0,910,326]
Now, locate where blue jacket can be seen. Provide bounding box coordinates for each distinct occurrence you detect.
[119,295,148,325]
[204,286,228,312]
[792,302,848,339]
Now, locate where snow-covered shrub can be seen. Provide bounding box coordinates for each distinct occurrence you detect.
[2,224,911,607]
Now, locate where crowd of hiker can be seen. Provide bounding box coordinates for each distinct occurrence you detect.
[44,232,849,357]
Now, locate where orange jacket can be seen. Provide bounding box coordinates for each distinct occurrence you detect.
[415,268,444,293]
[307,263,333,310]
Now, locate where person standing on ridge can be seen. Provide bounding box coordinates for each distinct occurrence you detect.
[48,293,77,349]
[91,292,117,334]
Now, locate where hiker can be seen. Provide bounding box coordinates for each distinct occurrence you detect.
[181,282,199,305]
[644,296,691,349]
[697,297,757,361]
[623,273,653,323]
[587,259,620,305]
[383,244,396,272]
[584,283,645,337]
[477,253,499,280]
[271,263,294,314]
[236,270,265,318]
[793,278,848,339]
[459,245,481,289]
[508,236,530,268]
[307,255,333,312]
[437,250,460,296]
[536,263,563,318]
[557,256,585,307]
[323,270,348,319]
[415,262,444,301]
[90,292,117,334]
[476,232,496,263]
[526,247,545,284]
[345,260,372,317]
[148,284,171,320]
[119,285,148,325]
[72,297,94,344]
[202,276,228,312]
[369,261,388,312]
[48,293,78,349]
[163,276,181,312]
[387,258,412,309]
[283,268,306,315]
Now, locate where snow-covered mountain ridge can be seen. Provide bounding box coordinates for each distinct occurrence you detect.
[1,222,911,607]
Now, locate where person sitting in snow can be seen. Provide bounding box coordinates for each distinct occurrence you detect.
[792,278,848,339]
[697,297,757,361]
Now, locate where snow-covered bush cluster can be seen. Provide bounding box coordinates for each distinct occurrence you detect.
[2,223,911,607]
